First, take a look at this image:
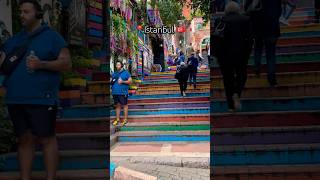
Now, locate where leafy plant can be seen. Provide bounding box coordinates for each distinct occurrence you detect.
[0,97,15,170]
[156,0,184,26]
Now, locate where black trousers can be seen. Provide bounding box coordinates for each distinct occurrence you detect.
[219,61,248,109]
[179,80,188,95]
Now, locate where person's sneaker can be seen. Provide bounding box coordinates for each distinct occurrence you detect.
[228,109,235,113]
[233,94,242,111]
[280,17,290,26]
[183,92,186,97]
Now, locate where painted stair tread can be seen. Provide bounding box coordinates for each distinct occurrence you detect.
[110,114,209,123]
[213,143,320,152]
[138,84,210,89]
[111,107,210,116]
[212,110,320,128]
[118,124,210,132]
[213,83,320,98]
[129,92,210,99]
[117,130,209,136]
[211,62,320,75]
[136,89,210,95]
[212,96,320,113]
[1,150,107,171]
[141,79,210,85]
[213,164,320,175]
[214,125,320,134]
[111,142,209,156]
[122,121,209,127]
[128,97,210,104]
[127,102,210,109]
[0,169,108,180]
[213,129,320,145]
[212,71,320,88]
[212,144,320,166]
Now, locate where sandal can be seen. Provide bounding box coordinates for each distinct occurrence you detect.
[120,119,128,126]
[112,119,120,126]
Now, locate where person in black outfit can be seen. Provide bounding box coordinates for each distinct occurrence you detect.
[214,1,253,111]
[175,62,189,97]
[316,0,320,23]
[245,0,282,87]
[187,53,199,89]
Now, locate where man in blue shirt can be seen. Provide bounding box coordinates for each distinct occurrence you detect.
[111,61,132,126]
[187,52,199,89]
[0,1,71,179]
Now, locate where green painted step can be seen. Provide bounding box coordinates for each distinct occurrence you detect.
[119,124,210,132]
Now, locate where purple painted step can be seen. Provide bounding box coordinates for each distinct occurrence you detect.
[129,102,210,109]
[214,126,320,145]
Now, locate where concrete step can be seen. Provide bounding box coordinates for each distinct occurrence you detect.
[212,143,320,166]
[111,142,210,168]
[213,125,320,145]
[211,96,320,113]
[212,71,320,88]
[212,110,320,128]
[1,150,107,171]
[213,83,320,98]
[0,169,108,180]
[213,164,320,179]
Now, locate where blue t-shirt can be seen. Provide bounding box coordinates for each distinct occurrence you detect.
[111,69,131,95]
[1,25,67,105]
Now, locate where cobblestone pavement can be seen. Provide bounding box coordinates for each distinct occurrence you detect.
[114,161,210,180]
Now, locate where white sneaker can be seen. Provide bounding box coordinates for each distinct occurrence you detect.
[183,92,186,97]
[280,17,290,26]
[233,94,242,111]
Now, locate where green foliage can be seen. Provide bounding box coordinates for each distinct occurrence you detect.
[157,0,184,26]
[69,46,93,69]
[189,0,211,24]
[112,13,125,37]
[0,97,16,169]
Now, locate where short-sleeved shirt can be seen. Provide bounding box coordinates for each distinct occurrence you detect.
[1,24,67,105]
[111,69,131,95]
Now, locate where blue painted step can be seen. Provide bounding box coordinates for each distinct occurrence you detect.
[211,97,320,113]
[213,127,320,145]
[59,106,109,119]
[1,151,107,171]
[111,108,209,116]
[212,145,320,166]
[129,92,210,99]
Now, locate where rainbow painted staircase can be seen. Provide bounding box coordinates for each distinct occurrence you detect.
[212,6,320,179]
[110,67,211,169]
[0,52,109,179]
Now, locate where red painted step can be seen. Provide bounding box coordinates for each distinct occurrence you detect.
[211,111,320,128]
[128,97,209,104]
[211,62,320,76]
[56,118,108,133]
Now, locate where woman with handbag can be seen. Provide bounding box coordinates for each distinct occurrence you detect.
[215,1,253,112]
[175,62,189,97]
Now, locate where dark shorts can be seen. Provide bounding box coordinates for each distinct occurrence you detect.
[7,104,57,138]
[113,95,128,105]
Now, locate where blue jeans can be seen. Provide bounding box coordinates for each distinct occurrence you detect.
[254,36,278,85]
[189,69,197,87]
